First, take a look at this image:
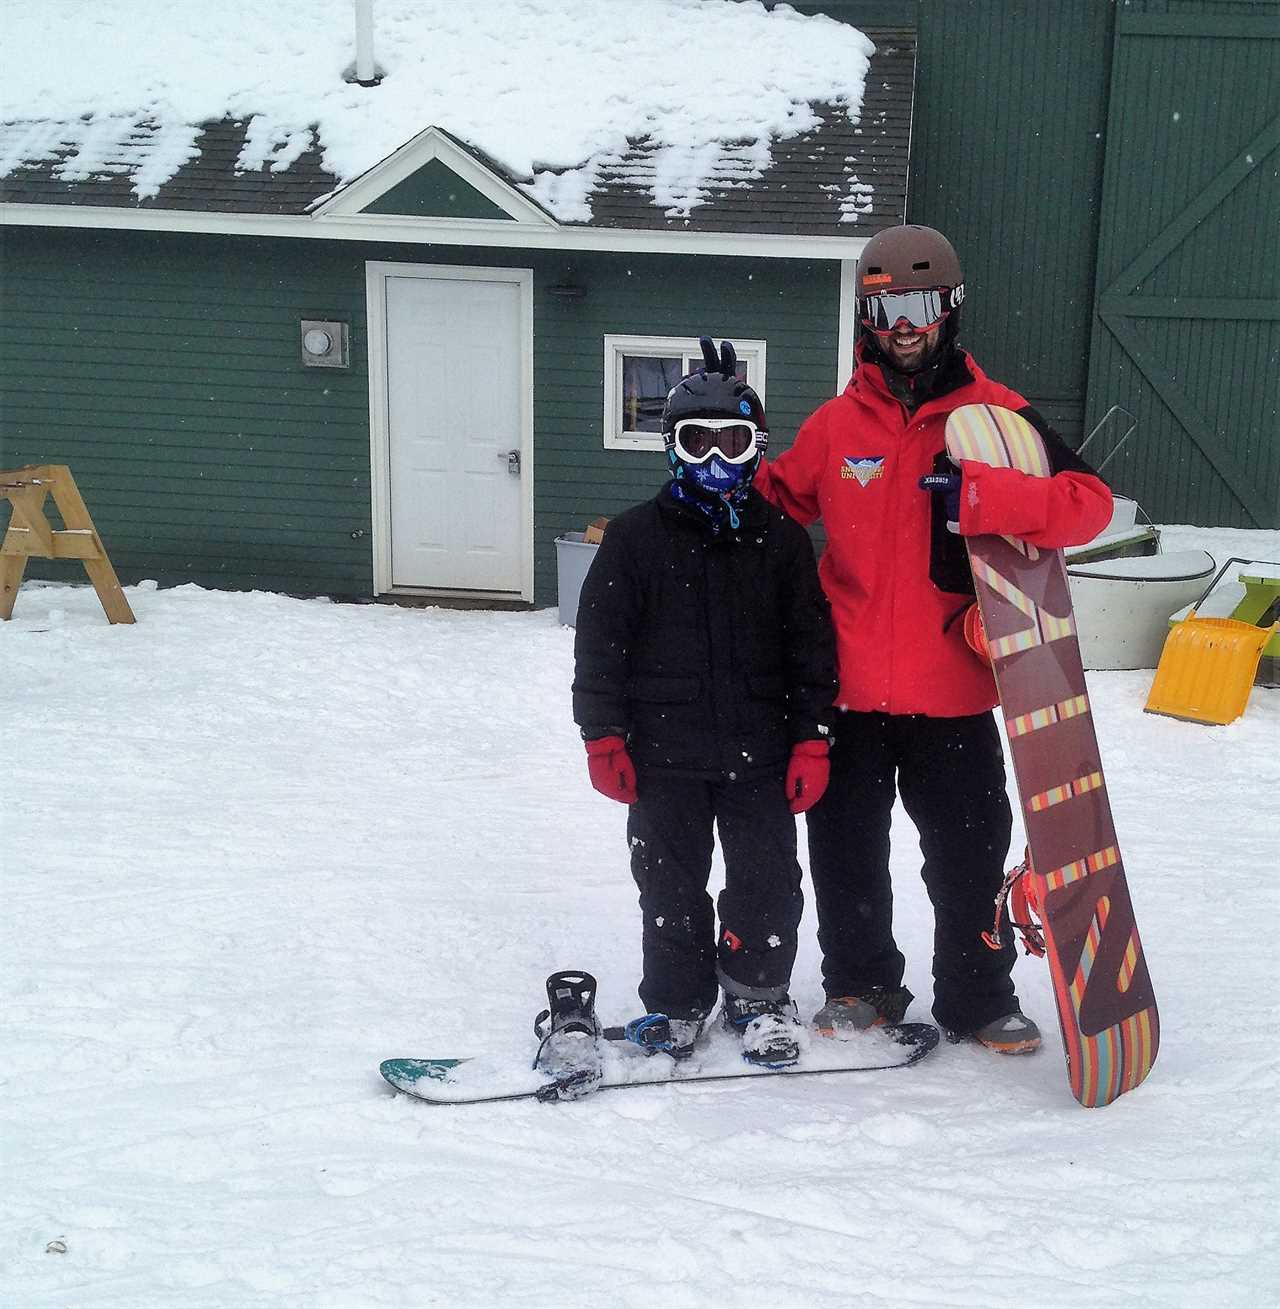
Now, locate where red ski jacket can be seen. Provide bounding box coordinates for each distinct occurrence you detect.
[756,346,1112,717]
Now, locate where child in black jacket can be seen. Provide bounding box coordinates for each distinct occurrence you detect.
[572,340,837,1066]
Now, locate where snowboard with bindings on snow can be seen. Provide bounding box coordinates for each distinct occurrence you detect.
[944,403,1159,1108]
[380,970,939,1106]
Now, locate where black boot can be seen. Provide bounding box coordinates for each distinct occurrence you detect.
[721,991,804,1068]
[813,984,915,1038]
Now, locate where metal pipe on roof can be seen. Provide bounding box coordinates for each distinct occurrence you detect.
[354,0,379,87]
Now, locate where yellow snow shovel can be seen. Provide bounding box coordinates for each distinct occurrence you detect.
[1144,556,1280,725]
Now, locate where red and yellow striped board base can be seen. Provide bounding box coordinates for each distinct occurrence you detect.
[946,404,1159,1108]
[1029,870,1160,1106]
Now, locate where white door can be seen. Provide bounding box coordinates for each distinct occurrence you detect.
[383,271,527,594]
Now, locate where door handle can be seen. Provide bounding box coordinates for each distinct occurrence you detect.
[499,449,521,476]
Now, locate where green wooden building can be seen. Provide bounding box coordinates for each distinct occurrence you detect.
[1,1,1276,610]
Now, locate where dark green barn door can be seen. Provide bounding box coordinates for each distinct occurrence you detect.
[1086,2,1280,528]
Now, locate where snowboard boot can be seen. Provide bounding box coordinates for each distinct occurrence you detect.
[532,970,604,1096]
[721,992,805,1069]
[950,1009,1042,1055]
[666,1018,706,1061]
[813,984,914,1039]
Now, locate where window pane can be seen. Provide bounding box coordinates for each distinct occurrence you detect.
[621,355,682,433]
[683,356,749,383]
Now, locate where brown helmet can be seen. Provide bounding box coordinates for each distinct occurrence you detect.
[855,225,966,370]
[856,224,963,296]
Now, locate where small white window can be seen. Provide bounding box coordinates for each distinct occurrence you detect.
[603,334,767,451]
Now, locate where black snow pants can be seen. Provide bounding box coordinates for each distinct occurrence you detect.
[626,767,804,1020]
[805,709,1017,1033]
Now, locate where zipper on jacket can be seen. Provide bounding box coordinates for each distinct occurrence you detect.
[700,541,727,779]
[886,411,932,715]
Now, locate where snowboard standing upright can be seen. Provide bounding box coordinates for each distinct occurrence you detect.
[945,404,1159,1108]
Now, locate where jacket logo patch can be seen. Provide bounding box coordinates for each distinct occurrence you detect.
[841,456,885,486]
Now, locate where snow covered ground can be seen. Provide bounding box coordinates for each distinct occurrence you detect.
[3,524,1277,1309]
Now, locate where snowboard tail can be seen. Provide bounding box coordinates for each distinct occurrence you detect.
[945,404,1159,1107]
[1031,865,1158,1106]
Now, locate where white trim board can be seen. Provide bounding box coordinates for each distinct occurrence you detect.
[837,258,857,392]
[365,260,536,603]
[2,201,869,262]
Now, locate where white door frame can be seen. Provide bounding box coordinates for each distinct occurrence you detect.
[837,258,858,393]
[365,260,535,601]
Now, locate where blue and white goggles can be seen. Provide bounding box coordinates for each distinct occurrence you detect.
[672,418,763,466]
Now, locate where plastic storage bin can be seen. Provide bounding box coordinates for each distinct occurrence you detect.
[554,532,600,627]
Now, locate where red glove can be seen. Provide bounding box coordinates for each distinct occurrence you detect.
[785,739,830,814]
[584,735,637,805]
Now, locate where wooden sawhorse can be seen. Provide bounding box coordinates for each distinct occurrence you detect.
[0,465,135,624]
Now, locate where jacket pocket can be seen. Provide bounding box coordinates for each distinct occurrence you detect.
[628,674,702,704]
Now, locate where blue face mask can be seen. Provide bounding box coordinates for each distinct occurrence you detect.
[669,450,757,532]
[685,454,750,495]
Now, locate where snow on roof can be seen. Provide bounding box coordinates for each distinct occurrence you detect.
[0,0,875,222]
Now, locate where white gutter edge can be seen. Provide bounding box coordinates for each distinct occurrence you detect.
[0,201,870,262]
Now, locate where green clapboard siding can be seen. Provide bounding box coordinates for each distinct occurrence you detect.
[0,229,375,596]
[906,0,1116,445]
[0,228,842,604]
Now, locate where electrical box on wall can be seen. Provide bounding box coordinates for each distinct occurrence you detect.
[300,320,350,368]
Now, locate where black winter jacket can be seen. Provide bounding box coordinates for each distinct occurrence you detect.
[572,483,837,779]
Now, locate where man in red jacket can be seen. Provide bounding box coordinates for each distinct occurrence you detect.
[756,224,1112,1053]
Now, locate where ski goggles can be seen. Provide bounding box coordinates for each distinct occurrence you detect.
[671,418,762,465]
[859,285,963,335]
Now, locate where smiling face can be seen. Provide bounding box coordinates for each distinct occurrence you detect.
[881,320,942,373]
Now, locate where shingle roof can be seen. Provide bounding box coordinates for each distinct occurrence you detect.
[0,117,335,215]
[0,27,913,237]
[587,29,913,236]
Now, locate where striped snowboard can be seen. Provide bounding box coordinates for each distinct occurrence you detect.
[946,403,1159,1108]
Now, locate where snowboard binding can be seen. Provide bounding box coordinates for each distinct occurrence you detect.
[603,1012,676,1055]
[532,971,604,1099]
[981,851,1047,958]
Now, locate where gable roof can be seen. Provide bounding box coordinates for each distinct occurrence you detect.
[310,126,559,225]
[0,28,913,247]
